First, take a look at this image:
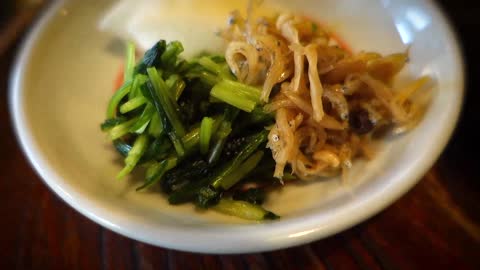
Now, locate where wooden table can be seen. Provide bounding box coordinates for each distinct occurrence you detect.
[1,1,479,269]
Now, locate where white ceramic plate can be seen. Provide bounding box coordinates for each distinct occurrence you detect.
[9,0,463,253]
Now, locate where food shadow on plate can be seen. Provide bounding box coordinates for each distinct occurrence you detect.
[104,37,127,58]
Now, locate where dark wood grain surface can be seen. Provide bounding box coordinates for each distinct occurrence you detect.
[1,1,479,269]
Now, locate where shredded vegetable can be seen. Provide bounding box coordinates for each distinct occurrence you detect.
[219,9,430,180]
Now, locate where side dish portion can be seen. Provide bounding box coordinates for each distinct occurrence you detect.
[101,10,429,220]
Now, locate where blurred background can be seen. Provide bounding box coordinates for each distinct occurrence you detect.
[0,1,479,269]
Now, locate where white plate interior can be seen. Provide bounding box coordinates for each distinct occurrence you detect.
[10,0,463,253]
